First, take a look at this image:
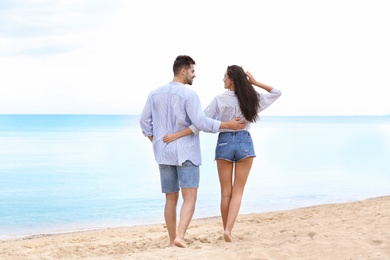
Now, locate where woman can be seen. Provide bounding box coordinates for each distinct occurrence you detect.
[163,65,282,242]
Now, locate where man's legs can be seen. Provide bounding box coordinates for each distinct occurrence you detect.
[174,187,197,248]
[173,160,199,248]
[165,191,179,247]
[159,164,180,247]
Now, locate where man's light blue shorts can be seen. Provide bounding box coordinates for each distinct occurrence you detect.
[158,160,199,193]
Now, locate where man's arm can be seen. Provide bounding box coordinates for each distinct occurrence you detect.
[220,118,246,130]
[162,118,246,143]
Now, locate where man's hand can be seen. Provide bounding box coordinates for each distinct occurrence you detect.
[227,118,246,130]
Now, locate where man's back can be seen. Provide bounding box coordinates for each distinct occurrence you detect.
[150,82,196,136]
[140,81,219,166]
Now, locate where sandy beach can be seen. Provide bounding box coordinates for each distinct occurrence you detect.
[1,196,389,259]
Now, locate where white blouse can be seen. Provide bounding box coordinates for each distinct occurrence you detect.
[190,88,282,134]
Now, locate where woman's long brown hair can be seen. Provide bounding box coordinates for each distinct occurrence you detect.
[227,65,260,122]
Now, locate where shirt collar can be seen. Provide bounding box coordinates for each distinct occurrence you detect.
[170,81,184,86]
[224,90,235,96]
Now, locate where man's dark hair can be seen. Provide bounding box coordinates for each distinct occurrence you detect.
[173,55,196,75]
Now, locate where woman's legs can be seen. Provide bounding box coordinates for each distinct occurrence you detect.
[217,159,233,230]
[217,157,254,241]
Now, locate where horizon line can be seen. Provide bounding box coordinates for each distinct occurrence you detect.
[0,113,389,117]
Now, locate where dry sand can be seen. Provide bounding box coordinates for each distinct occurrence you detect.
[1,196,389,259]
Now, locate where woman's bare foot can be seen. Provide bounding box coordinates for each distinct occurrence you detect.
[223,232,232,242]
[174,237,188,248]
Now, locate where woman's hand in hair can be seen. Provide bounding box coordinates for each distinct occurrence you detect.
[245,71,257,85]
[246,71,274,92]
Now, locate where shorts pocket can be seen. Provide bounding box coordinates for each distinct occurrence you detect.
[217,142,228,146]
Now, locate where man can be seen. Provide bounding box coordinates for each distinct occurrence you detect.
[139,55,245,248]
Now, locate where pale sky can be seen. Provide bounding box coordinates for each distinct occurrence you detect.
[1,0,389,116]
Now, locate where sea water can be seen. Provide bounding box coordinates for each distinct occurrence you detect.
[0,115,389,239]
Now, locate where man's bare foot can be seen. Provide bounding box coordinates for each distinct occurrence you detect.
[223,232,232,242]
[174,237,188,248]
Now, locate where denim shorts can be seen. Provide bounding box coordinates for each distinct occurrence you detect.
[215,131,256,162]
[158,160,199,193]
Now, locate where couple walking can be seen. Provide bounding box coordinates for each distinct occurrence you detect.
[139,55,281,248]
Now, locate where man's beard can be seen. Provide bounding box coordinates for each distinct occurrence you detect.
[186,78,193,85]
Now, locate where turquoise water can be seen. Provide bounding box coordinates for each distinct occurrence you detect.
[1,115,389,239]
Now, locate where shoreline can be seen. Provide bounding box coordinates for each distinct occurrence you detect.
[0,195,382,242]
[1,196,389,259]
[1,195,384,242]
